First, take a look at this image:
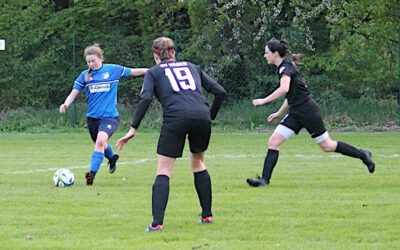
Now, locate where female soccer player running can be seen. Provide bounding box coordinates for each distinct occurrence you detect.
[116,37,226,231]
[247,39,375,187]
[60,44,147,185]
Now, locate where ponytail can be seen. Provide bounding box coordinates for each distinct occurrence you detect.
[85,70,92,83]
[291,53,304,65]
[267,39,304,64]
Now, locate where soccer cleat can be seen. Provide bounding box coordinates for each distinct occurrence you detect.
[200,216,214,224]
[85,171,95,186]
[108,154,119,174]
[246,174,269,187]
[145,224,164,232]
[360,149,375,173]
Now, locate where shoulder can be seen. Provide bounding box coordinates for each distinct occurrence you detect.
[279,60,296,75]
[103,64,122,69]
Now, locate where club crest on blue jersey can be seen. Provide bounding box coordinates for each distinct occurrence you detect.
[102,72,110,79]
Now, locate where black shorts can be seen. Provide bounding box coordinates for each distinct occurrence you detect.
[157,119,211,158]
[280,111,326,138]
[87,117,119,142]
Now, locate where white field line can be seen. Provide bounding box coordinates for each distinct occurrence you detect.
[3,153,400,175]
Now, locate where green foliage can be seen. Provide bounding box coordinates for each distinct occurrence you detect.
[0,0,398,110]
[0,97,397,132]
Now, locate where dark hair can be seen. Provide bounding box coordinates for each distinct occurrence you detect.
[267,39,303,64]
[152,37,175,61]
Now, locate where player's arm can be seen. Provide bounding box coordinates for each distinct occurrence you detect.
[200,70,226,120]
[130,68,148,77]
[268,99,288,122]
[252,75,290,106]
[276,99,288,116]
[116,72,154,151]
[130,72,154,128]
[59,89,80,113]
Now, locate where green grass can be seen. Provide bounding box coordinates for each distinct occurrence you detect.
[0,131,399,249]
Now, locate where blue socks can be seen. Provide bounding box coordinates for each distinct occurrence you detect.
[104,143,114,160]
[89,151,104,173]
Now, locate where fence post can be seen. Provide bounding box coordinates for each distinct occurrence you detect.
[72,32,77,126]
[398,24,400,125]
[174,32,179,61]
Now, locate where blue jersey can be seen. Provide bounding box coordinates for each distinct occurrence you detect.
[73,64,131,118]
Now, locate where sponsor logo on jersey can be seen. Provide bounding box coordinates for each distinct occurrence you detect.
[89,84,110,93]
[279,66,285,74]
[102,72,110,79]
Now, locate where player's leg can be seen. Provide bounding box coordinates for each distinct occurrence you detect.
[146,155,175,232]
[85,118,102,185]
[188,119,213,223]
[99,118,120,174]
[85,131,108,185]
[306,114,375,173]
[318,135,375,173]
[246,130,286,187]
[146,120,187,232]
[191,152,213,223]
[247,115,299,187]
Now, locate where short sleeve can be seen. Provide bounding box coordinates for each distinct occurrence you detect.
[279,63,295,78]
[73,71,87,91]
[121,66,131,78]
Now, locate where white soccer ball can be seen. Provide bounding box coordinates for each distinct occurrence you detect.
[53,168,74,187]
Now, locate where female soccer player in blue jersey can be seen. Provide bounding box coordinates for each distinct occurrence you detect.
[247,39,375,187]
[59,44,148,185]
[116,37,226,232]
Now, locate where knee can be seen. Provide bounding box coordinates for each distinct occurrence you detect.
[268,137,282,150]
[192,159,206,172]
[95,139,106,149]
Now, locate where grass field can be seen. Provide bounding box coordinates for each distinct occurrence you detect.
[1,131,399,249]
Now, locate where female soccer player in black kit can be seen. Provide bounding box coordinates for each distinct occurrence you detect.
[247,39,375,187]
[116,37,226,231]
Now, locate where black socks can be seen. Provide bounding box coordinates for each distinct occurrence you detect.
[194,170,212,218]
[262,149,279,183]
[335,141,362,158]
[151,175,170,227]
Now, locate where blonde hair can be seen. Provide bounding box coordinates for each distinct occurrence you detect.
[84,44,104,82]
[152,37,175,61]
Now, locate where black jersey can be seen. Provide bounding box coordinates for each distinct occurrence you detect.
[131,61,226,128]
[278,59,313,113]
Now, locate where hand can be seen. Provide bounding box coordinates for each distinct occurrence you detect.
[59,104,68,113]
[115,127,137,151]
[267,112,280,123]
[252,98,265,106]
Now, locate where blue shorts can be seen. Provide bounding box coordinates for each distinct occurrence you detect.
[87,117,119,142]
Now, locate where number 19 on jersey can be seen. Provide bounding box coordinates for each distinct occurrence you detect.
[164,67,196,92]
